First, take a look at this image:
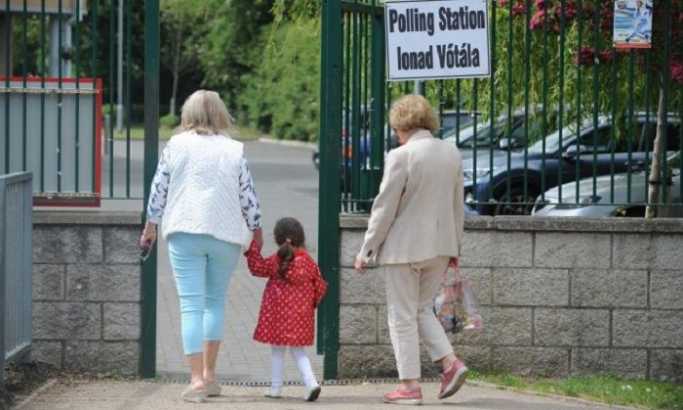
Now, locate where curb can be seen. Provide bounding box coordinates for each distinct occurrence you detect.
[12,378,58,410]
[257,138,317,150]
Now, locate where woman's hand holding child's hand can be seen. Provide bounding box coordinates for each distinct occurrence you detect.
[449,257,459,269]
[252,228,264,250]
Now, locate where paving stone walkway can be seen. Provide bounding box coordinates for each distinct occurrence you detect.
[17,380,634,410]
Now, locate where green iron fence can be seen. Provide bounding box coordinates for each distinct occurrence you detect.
[319,0,682,378]
[0,0,159,378]
[0,0,145,205]
[321,0,682,218]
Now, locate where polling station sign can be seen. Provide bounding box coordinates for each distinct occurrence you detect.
[385,0,491,81]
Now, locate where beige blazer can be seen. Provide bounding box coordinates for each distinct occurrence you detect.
[358,129,465,265]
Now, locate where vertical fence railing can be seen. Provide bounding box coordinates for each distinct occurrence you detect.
[0,0,142,205]
[0,172,32,384]
[329,0,682,218]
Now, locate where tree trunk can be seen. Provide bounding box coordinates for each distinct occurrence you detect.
[645,84,668,218]
[169,30,182,117]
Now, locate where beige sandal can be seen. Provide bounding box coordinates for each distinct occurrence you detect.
[205,381,221,397]
[181,385,208,403]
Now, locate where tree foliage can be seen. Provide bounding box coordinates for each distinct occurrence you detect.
[241,17,321,141]
[199,0,276,115]
[160,0,214,115]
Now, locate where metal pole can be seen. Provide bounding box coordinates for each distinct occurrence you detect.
[318,0,342,380]
[413,80,425,96]
[0,177,6,384]
[48,16,72,77]
[116,0,124,132]
[141,0,159,379]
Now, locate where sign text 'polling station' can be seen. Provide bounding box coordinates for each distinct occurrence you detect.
[385,0,491,80]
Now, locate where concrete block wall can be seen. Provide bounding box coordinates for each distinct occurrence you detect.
[30,211,143,375]
[338,216,683,382]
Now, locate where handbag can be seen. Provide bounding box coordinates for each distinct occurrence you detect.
[433,264,483,334]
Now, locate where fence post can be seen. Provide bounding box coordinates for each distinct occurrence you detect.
[318,0,343,381]
[0,176,6,384]
[141,0,160,379]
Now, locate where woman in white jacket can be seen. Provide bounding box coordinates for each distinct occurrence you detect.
[139,90,262,403]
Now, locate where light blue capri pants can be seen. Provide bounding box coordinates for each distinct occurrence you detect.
[167,233,242,355]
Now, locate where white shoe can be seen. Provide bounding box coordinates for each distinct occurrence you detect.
[305,385,321,402]
[265,386,282,399]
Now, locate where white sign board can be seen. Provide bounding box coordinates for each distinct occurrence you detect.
[385,0,491,81]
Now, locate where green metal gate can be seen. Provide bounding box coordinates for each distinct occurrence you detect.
[319,0,682,379]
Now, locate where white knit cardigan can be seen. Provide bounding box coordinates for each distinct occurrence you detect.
[146,131,261,245]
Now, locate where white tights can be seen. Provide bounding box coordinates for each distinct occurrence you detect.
[271,346,318,389]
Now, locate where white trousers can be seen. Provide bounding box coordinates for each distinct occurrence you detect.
[384,256,453,380]
[271,346,318,389]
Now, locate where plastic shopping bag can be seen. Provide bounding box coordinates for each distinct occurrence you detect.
[433,265,483,334]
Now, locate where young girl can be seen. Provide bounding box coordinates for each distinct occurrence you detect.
[245,217,327,401]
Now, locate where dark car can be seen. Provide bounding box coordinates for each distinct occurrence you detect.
[442,112,536,160]
[313,110,478,170]
[464,113,681,215]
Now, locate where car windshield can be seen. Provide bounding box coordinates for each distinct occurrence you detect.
[527,124,582,154]
[443,116,515,148]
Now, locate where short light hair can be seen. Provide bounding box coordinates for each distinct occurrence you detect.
[180,90,233,135]
[389,94,439,132]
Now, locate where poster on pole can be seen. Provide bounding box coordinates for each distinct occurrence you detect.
[385,0,491,81]
[613,0,653,49]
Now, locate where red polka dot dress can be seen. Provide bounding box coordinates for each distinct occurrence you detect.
[245,241,328,346]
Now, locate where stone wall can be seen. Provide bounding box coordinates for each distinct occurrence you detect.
[30,211,143,375]
[338,216,683,382]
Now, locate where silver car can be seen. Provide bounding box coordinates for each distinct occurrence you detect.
[532,152,682,217]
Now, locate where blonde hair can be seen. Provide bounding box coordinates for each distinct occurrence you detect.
[389,94,439,133]
[180,90,233,135]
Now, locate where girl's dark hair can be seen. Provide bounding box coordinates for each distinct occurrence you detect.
[274,217,306,280]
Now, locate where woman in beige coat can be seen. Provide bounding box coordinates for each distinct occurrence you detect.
[355,95,468,405]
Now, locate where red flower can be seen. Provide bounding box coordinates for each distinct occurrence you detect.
[574,47,596,66]
[499,0,509,7]
[671,62,683,84]
[598,50,614,64]
[530,10,547,30]
[530,9,560,32]
[512,1,526,16]
[535,0,548,10]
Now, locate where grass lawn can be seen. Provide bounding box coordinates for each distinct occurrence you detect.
[111,125,263,141]
[469,371,683,410]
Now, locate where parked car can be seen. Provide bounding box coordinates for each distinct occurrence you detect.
[442,112,538,159]
[464,113,681,216]
[312,110,479,170]
[532,151,682,217]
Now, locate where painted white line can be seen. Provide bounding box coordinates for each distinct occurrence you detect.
[257,138,317,150]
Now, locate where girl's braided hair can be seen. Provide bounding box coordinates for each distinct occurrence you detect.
[274,217,305,280]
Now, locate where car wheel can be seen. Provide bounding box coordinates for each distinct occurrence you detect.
[493,186,538,216]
